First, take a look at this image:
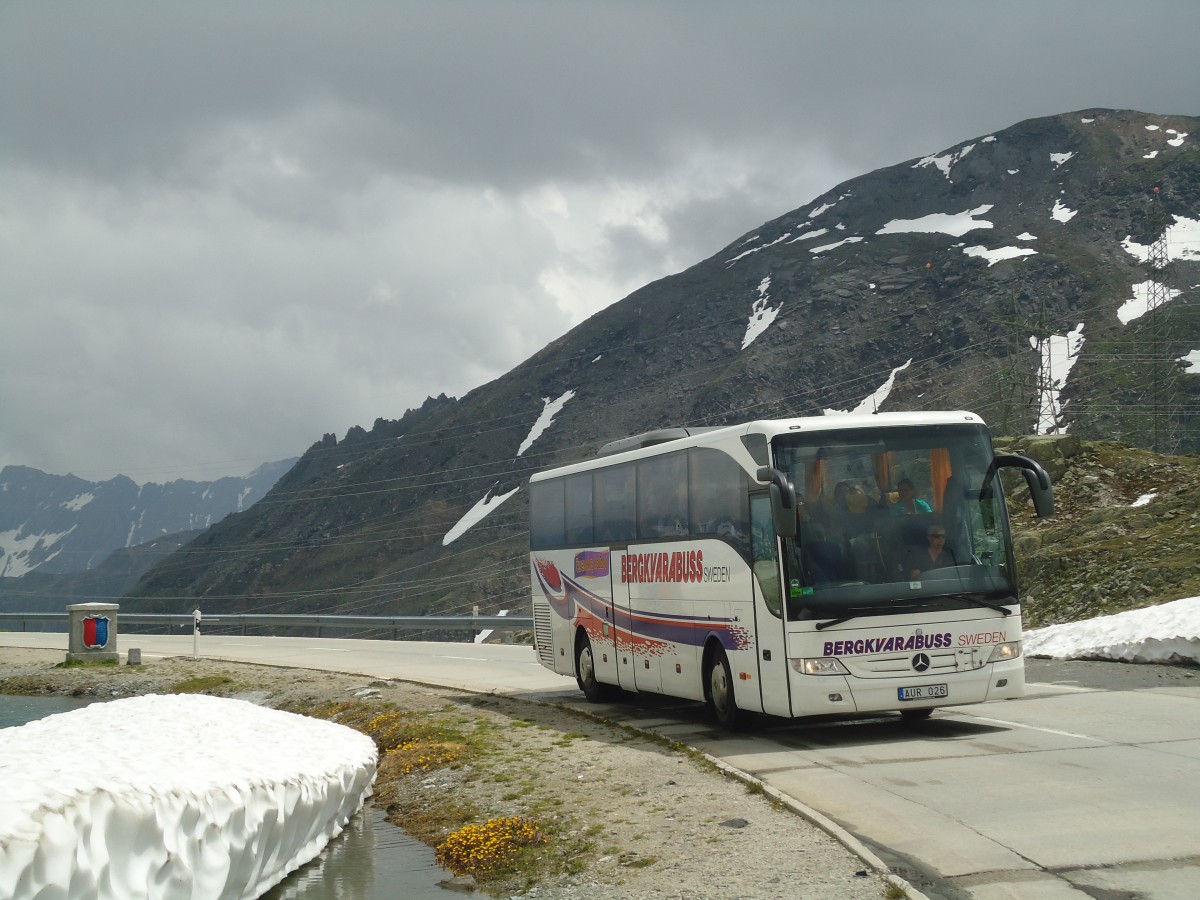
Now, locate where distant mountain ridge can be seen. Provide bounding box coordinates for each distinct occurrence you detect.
[0,529,203,616]
[126,108,1199,618]
[0,460,296,577]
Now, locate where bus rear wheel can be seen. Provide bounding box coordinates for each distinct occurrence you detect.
[706,648,742,731]
[575,632,610,703]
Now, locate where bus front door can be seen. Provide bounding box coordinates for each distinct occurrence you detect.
[611,554,640,692]
[750,494,792,717]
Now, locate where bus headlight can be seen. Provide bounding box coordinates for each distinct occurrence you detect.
[986,642,1021,664]
[793,658,850,676]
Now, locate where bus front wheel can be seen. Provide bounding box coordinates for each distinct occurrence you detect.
[706,648,742,730]
[575,632,610,703]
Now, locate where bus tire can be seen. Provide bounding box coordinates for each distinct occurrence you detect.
[705,647,742,731]
[575,632,610,703]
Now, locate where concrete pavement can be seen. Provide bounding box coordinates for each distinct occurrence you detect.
[6,630,1200,899]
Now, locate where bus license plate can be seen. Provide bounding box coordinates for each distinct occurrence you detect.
[898,684,948,701]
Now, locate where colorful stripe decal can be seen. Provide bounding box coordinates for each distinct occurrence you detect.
[533,557,750,654]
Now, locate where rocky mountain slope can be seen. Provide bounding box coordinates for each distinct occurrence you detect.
[125,108,1199,622]
[999,435,1200,627]
[0,460,295,577]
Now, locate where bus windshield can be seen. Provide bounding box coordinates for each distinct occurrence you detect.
[772,423,1015,617]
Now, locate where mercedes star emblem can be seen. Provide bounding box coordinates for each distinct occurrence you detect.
[912,653,931,672]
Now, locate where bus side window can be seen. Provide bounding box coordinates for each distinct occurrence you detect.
[689,448,751,554]
[750,495,782,619]
[594,464,636,542]
[529,479,565,549]
[638,452,689,538]
[564,473,594,544]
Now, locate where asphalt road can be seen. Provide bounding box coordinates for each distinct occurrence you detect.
[5,632,1198,899]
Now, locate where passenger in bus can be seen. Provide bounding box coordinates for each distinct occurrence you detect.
[906,523,958,578]
[889,478,932,516]
[810,481,885,583]
[825,481,869,534]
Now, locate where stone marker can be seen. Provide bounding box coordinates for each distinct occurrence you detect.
[66,602,119,663]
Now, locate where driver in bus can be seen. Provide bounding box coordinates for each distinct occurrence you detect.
[907,523,958,578]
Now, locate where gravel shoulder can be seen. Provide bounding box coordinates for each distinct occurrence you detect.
[2,649,900,899]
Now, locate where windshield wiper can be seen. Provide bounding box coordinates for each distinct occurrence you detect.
[817,594,1012,629]
[934,593,1014,615]
[814,605,907,630]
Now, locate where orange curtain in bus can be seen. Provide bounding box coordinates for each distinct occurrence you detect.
[930,448,952,512]
[805,460,825,500]
[871,452,891,498]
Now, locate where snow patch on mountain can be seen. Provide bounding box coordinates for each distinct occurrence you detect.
[0,527,77,577]
[963,244,1039,266]
[517,390,575,457]
[1051,199,1078,222]
[741,276,781,350]
[1031,324,1086,434]
[443,485,520,546]
[914,143,975,179]
[61,493,95,511]
[877,205,994,237]
[1119,281,1182,325]
[809,193,849,218]
[824,360,912,416]
[1122,216,1200,264]
[810,235,863,255]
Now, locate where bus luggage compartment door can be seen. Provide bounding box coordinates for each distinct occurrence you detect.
[611,563,640,692]
[620,585,663,694]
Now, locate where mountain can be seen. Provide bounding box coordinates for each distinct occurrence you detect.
[996,434,1200,626]
[125,108,1199,621]
[0,460,296,577]
[0,529,203,616]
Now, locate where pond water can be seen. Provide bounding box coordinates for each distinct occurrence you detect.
[0,694,94,726]
[263,804,455,900]
[2,695,457,899]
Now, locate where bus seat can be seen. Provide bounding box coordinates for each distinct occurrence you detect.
[804,540,848,583]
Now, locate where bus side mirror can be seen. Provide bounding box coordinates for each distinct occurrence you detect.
[757,466,798,538]
[994,454,1054,518]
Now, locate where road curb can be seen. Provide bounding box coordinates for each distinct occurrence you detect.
[703,754,928,900]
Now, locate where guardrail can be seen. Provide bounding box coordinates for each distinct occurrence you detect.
[0,611,534,640]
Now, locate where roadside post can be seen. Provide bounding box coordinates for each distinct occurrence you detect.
[66,602,120,664]
[193,608,202,659]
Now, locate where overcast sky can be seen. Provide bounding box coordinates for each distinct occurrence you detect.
[2,1,1196,484]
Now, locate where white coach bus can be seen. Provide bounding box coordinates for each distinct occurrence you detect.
[528,412,1052,728]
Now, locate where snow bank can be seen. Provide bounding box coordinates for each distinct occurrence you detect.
[1024,596,1200,665]
[0,694,378,900]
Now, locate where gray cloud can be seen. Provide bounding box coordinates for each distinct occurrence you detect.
[2,0,1196,480]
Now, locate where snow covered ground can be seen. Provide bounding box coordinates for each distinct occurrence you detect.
[0,694,377,900]
[1024,595,1200,665]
